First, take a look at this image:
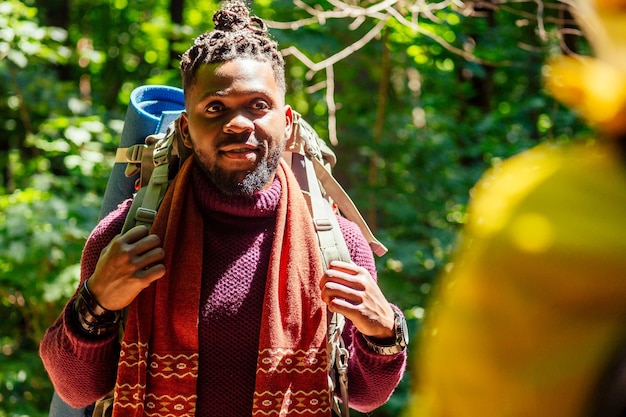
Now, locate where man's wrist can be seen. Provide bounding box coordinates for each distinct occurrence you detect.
[363,308,409,355]
[73,280,121,337]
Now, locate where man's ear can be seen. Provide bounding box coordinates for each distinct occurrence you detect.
[179,111,193,149]
[284,105,294,140]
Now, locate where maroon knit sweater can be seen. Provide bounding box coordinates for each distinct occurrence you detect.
[40,165,406,415]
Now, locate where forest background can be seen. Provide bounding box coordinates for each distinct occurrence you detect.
[0,0,592,415]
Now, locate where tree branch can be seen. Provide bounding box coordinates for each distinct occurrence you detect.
[267,0,583,143]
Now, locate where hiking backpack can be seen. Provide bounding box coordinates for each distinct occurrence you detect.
[103,84,387,417]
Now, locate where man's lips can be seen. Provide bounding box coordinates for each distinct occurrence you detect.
[220,144,258,152]
[219,144,259,160]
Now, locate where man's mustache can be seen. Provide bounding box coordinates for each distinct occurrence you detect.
[217,133,266,150]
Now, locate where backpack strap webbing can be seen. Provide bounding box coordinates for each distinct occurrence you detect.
[306,163,351,417]
[119,119,188,234]
[287,151,351,417]
[310,156,387,257]
[286,112,387,257]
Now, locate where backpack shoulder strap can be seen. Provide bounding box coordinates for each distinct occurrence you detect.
[286,150,351,417]
[286,113,387,257]
[285,112,357,417]
[118,118,188,234]
[310,156,387,256]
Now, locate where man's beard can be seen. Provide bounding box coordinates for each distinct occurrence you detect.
[195,141,284,197]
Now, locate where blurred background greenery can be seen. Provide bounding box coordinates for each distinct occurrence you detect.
[0,0,592,415]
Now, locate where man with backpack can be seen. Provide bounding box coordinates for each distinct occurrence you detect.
[40,2,407,416]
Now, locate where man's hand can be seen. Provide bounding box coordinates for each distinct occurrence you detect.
[87,225,166,311]
[320,260,395,340]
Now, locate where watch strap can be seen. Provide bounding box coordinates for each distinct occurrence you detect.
[363,308,408,355]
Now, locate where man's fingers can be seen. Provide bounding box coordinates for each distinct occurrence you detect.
[135,263,167,282]
[321,281,362,305]
[322,268,366,292]
[120,225,151,244]
[132,247,166,271]
[327,260,357,274]
[114,226,163,259]
[327,297,360,313]
[102,226,150,257]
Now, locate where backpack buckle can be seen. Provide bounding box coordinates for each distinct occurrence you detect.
[313,218,333,231]
[135,207,157,225]
[123,144,147,177]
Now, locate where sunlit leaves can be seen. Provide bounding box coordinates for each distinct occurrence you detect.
[0,182,94,413]
[0,0,69,67]
[407,44,429,65]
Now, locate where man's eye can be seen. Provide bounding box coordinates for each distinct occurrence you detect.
[205,103,224,113]
[251,100,270,111]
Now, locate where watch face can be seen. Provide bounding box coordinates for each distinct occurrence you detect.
[363,310,409,355]
[400,317,409,345]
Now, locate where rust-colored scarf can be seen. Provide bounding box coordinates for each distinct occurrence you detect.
[111,158,331,417]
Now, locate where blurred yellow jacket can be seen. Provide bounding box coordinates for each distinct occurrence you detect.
[411,139,626,417]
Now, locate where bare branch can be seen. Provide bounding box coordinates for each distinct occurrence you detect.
[264,0,583,142]
[384,6,488,63]
[325,65,338,145]
[536,0,548,41]
[282,18,389,78]
[264,0,390,29]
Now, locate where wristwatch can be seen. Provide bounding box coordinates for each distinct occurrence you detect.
[364,309,409,355]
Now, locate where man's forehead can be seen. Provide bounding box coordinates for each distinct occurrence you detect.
[190,59,280,97]
[197,59,274,80]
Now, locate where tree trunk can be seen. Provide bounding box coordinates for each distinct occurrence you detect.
[170,0,185,68]
[367,29,391,233]
[34,0,73,81]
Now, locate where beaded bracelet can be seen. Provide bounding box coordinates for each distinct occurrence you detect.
[74,280,121,337]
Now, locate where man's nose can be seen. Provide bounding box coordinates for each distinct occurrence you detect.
[223,112,254,134]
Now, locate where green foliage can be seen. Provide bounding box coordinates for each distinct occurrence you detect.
[0,110,122,417]
[0,0,593,415]
[0,1,69,69]
[1,190,85,416]
[1,2,127,412]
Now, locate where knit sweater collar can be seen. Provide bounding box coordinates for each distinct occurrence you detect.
[191,163,281,219]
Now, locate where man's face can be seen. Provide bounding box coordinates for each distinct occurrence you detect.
[180,58,293,196]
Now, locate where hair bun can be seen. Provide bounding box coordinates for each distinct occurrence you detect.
[180,0,284,92]
[213,1,250,32]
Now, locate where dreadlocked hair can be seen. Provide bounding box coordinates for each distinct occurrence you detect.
[180,1,285,93]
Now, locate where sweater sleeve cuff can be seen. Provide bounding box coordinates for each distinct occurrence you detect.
[62,297,120,362]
